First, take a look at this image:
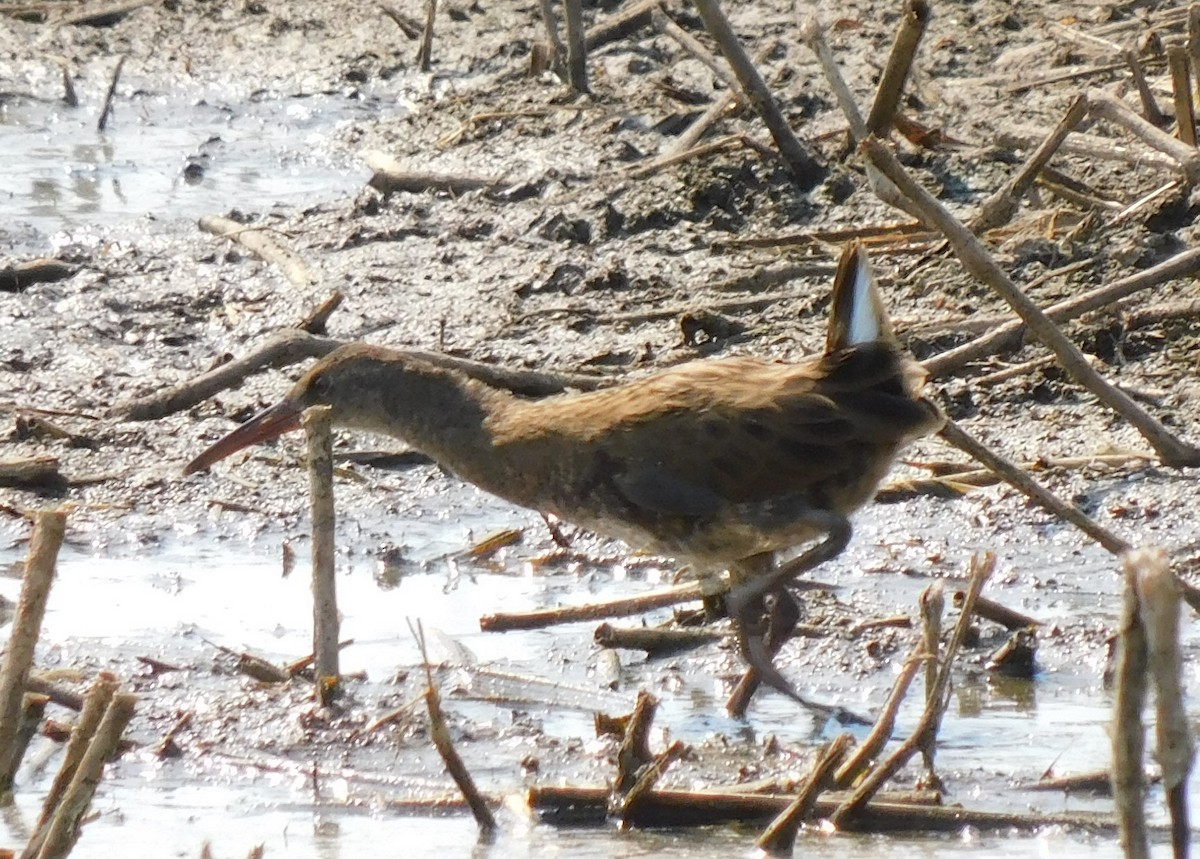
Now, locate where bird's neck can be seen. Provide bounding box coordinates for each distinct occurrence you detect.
[337,357,515,473]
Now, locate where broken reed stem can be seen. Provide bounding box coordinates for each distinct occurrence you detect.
[563,0,588,93]
[537,0,565,73]
[1113,556,1152,859]
[669,88,740,156]
[969,94,1088,232]
[614,690,657,793]
[0,509,65,794]
[864,135,1200,467]
[1124,50,1167,127]
[594,622,724,654]
[34,692,137,859]
[1088,90,1200,183]
[757,733,853,855]
[652,7,732,85]
[617,739,687,822]
[10,694,48,788]
[1190,7,1200,110]
[937,420,1129,554]
[410,619,497,833]
[96,54,126,132]
[480,580,708,631]
[801,15,929,226]
[832,642,924,789]
[304,406,340,690]
[919,582,943,718]
[865,0,929,136]
[831,552,994,828]
[197,215,316,290]
[952,591,1042,631]
[923,245,1200,379]
[416,0,436,71]
[1128,548,1194,859]
[1169,45,1197,147]
[691,0,824,188]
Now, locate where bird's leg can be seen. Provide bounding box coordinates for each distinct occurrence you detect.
[725,588,801,718]
[726,511,870,724]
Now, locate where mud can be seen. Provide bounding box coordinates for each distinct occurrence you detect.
[1,0,1199,855]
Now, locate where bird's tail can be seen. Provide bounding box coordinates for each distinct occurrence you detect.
[825,242,897,354]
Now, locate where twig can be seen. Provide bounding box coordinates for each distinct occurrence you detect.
[304,406,339,694]
[865,0,929,136]
[613,690,657,794]
[831,553,995,828]
[1128,548,1193,859]
[0,509,64,792]
[198,215,315,290]
[594,623,725,654]
[1124,50,1168,127]
[692,0,823,188]
[35,692,136,859]
[297,291,343,335]
[756,733,853,855]
[480,581,708,631]
[378,3,421,39]
[365,152,508,194]
[652,7,732,85]
[96,54,126,132]
[969,95,1088,233]
[1113,555,1151,859]
[832,643,925,789]
[1168,44,1197,147]
[863,135,1200,467]
[937,420,1130,554]
[922,245,1200,378]
[1088,90,1200,184]
[563,0,588,94]
[416,0,436,71]
[617,740,687,822]
[953,591,1042,631]
[410,619,497,833]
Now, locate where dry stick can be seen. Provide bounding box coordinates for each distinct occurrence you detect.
[10,694,48,782]
[0,510,65,793]
[998,126,1179,173]
[865,0,929,136]
[617,740,687,822]
[296,291,343,335]
[692,0,823,188]
[198,215,315,290]
[530,784,1123,832]
[410,619,497,833]
[594,623,726,654]
[652,7,732,84]
[481,581,708,631]
[304,406,339,692]
[416,0,436,71]
[1113,557,1151,859]
[668,89,740,155]
[1168,45,1197,147]
[1190,7,1200,110]
[831,553,995,829]
[756,733,853,855]
[379,3,422,39]
[1124,50,1168,127]
[919,583,942,711]
[537,0,565,74]
[953,591,1042,631]
[969,95,1088,233]
[1129,549,1194,859]
[24,677,83,713]
[922,245,1200,378]
[364,151,508,194]
[614,690,657,793]
[831,645,924,790]
[800,16,929,227]
[95,54,126,132]
[863,136,1200,468]
[18,674,119,859]
[563,0,588,94]
[937,420,1129,554]
[35,692,136,859]
[1089,90,1200,184]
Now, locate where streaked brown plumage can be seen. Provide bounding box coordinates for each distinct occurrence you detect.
[185,243,943,721]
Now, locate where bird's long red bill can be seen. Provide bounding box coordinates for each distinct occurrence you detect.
[183,401,304,475]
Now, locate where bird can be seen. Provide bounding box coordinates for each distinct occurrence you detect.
[185,243,943,721]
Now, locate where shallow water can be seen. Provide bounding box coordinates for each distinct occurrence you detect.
[0,89,373,250]
[0,493,1191,858]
